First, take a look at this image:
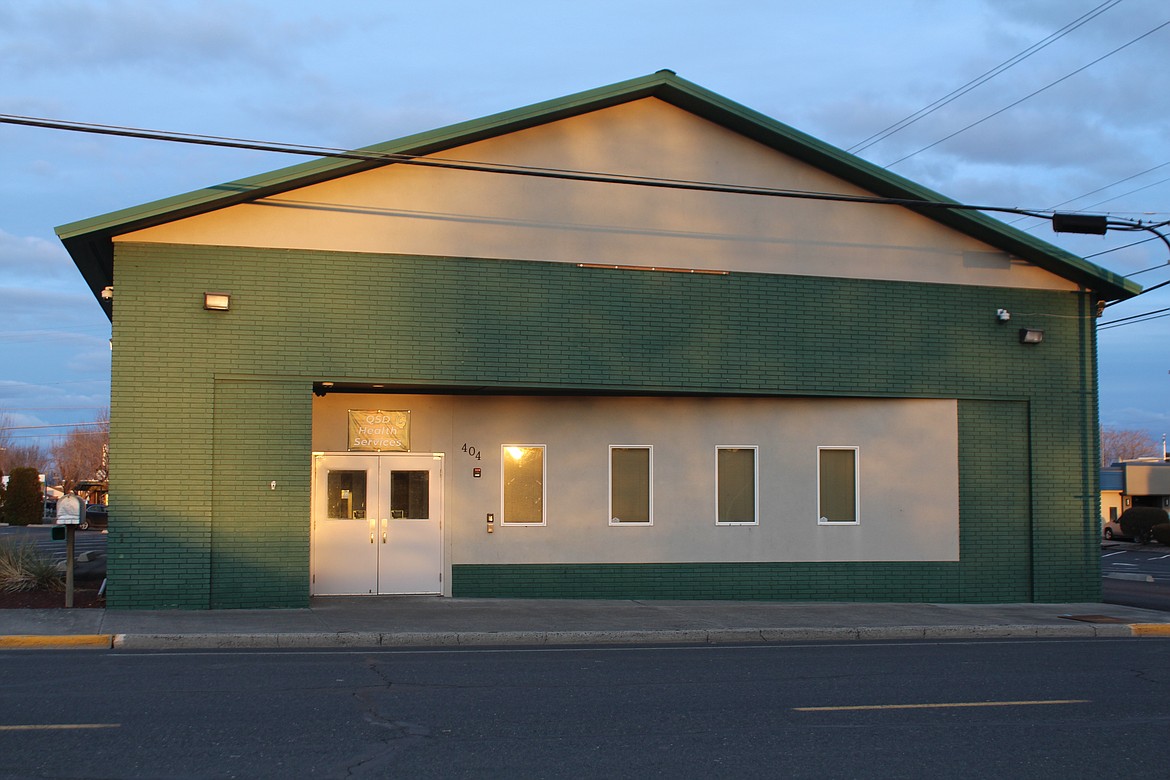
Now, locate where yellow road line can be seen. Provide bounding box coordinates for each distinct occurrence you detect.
[1130,624,1170,636]
[0,724,121,731]
[795,699,1090,712]
[0,635,113,649]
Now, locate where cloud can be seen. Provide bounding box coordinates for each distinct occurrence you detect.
[0,230,77,284]
[0,0,341,79]
[0,236,110,420]
[806,1,1170,214]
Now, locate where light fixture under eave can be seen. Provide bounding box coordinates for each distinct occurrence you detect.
[1019,328,1044,344]
[203,292,231,311]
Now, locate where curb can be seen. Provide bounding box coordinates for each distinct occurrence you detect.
[0,635,113,650]
[4,623,1167,651]
[107,623,1142,650]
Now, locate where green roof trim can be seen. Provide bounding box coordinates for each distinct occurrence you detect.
[58,70,1140,316]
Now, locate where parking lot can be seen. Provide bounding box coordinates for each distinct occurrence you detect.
[0,524,108,579]
[1102,540,1170,582]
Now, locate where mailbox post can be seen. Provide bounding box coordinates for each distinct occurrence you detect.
[55,495,83,608]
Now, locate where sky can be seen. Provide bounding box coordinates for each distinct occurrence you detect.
[1,0,1168,455]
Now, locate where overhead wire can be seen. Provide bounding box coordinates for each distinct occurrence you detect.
[0,421,108,432]
[1112,248,1170,275]
[848,0,1122,154]
[2,100,1168,317]
[1008,160,1170,230]
[4,110,1167,245]
[0,111,1104,221]
[1099,307,1170,330]
[882,18,1170,168]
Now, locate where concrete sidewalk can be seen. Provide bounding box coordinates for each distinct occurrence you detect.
[3,597,1170,650]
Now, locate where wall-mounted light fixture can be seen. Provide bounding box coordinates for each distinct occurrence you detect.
[1019,328,1044,344]
[203,292,231,311]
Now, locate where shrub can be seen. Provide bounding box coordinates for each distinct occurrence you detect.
[0,540,63,592]
[3,467,43,526]
[1119,506,1170,544]
[1151,524,1170,546]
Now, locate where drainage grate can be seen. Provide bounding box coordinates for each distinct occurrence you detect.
[1058,614,1128,624]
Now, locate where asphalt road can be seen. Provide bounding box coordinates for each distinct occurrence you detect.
[1102,542,1170,611]
[2,638,1168,778]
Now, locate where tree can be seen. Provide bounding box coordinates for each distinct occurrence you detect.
[1100,426,1158,467]
[51,410,110,493]
[3,467,43,526]
[0,410,51,474]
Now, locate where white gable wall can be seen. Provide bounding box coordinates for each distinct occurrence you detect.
[121,98,1075,292]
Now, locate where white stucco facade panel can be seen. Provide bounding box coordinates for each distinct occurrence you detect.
[122,99,1075,292]
[312,394,960,565]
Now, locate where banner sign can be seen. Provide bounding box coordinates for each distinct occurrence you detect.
[347,410,410,452]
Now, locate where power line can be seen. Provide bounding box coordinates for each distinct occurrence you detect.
[1008,160,1170,230]
[5,108,1167,235]
[884,18,1170,168]
[1,430,108,442]
[1067,175,1170,218]
[1099,308,1170,330]
[1115,250,1170,275]
[1041,161,1170,214]
[0,406,108,412]
[1077,234,1163,264]
[848,0,1121,154]
[4,109,1153,227]
[4,102,1167,306]
[0,110,1065,216]
[1,421,108,432]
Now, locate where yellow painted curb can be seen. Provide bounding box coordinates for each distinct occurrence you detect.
[0,635,113,649]
[1130,624,1170,637]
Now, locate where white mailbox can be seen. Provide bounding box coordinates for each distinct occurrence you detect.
[56,494,83,525]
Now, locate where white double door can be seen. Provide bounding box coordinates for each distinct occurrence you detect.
[312,453,443,595]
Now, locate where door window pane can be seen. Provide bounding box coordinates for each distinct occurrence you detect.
[390,470,429,519]
[818,447,858,523]
[503,445,545,525]
[327,470,367,519]
[610,446,652,525]
[717,447,757,525]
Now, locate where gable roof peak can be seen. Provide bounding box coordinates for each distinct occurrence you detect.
[57,71,1139,315]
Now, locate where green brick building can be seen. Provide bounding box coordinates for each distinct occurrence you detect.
[58,72,1138,609]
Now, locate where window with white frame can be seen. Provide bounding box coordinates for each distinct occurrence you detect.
[609,445,652,525]
[818,446,859,524]
[716,446,758,525]
[502,445,545,525]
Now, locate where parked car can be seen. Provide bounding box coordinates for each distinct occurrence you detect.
[80,504,108,531]
[1107,506,1169,544]
[1102,517,1134,541]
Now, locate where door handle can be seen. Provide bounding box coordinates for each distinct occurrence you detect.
[382,517,388,543]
